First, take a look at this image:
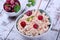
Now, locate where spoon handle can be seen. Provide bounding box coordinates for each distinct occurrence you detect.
[35,0,42,15]
[37,0,42,10]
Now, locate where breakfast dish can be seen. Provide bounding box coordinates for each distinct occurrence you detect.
[3,0,21,13]
[16,10,51,36]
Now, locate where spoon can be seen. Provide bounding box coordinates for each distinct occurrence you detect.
[35,0,42,15]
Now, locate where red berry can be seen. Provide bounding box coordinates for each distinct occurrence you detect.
[6,2,10,4]
[15,1,20,5]
[6,0,10,4]
[10,0,15,5]
[26,11,32,16]
[33,24,39,29]
[38,15,43,20]
[12,9,14,12]
[14,0,18,2]
[11,4,15,8]
[15,0,20,5]
[6,0,10,2]
[20,21,26,28]
[4,5,12,12]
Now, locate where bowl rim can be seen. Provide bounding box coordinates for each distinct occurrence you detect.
[15,9,52,38]
[3,8,21,16]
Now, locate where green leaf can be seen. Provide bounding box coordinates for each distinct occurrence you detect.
[32,0,35,2]
[26,18,30,22]
[27,0,35,7]
[14,5,20,13]
[26,16,34,22]
[31,16,34,18]
[28,0,35,2]
[28,0,32,2]
[26,4,31,7]
[31,2,35,6]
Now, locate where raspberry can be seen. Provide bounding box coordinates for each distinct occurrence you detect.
[20,21,26,28]
[26,11,32,16]
[6,0,10,2]
[10,0,15,5]
[11,4,15,8]
[33,24,39,29]
[4,5,12,12]
[15,1,20,5]
[12,10,14,12]
[38,15,43,20]
[14,0,18,2]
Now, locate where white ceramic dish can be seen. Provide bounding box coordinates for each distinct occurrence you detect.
[3,0,23,17]
[15,9,52,39]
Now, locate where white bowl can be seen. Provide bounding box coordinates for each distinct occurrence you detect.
[3,0,22,17]
[15,9,52,39]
